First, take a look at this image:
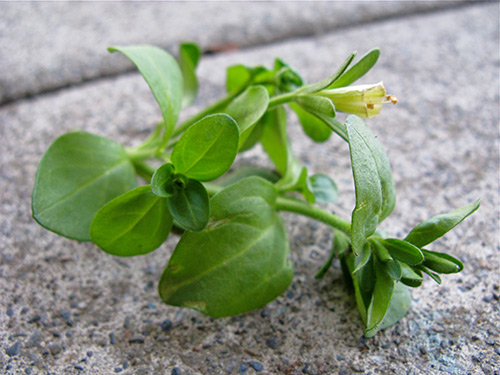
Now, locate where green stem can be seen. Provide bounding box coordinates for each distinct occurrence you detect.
[276,196,351,234]
[133,161,155,183]
[268,91,297,109]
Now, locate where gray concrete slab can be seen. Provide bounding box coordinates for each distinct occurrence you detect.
[0,1,467,104]
[0,3,499,374]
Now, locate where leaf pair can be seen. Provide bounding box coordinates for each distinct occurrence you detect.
[159,177,294,318]
[91,114,240,256]
[152,113,239,231]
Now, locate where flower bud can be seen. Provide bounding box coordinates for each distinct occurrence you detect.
[317,82,397,118]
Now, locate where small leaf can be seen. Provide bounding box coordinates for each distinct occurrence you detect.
[346,115,396,255]
[290,102,332,143]
[226,65,271,94]
[417,265,442,284]
[377,282,411,332]
[329,48,380,89]
[299,52,356,94]
[382,238,424,265]
[353,242,372,273]
[315,230,349,279]
[168,179,209,231]
[179,42,201,108]
[151,163,176,198]
[32,132,137,241]
[405,199,480,248]
[217,166,280,187]
[365,258,395,337]
[90,186,172,256]
[171,114,239,181]
[370,238,393,263]
[274,58,303,92]
[344,252,367,323]
[108,45,182,135]
[382,260,402,281]
[422,249,463,274]
[224,85,269,148]
[310,174,338,203]
[238,120,264,152]
[399,263,423,288]
[259,107,288,175]
[159,177,293,318]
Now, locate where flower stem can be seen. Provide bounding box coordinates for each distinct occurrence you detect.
[275,196,351,234]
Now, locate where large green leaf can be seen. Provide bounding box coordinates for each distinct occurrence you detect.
[346,115,396,255]
[159,177,293,318]
[108,45,183,135]
[168,179,209,231]
[404,199,480,248]
[171,114,239,181]
[32,132,137,241]
[179,42,201,108]
[329,48,380,89]
[90,186,172,256]
[224,85,270,148]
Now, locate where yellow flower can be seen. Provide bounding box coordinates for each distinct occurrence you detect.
[316,82,397,118]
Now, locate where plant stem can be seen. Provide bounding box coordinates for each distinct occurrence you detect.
[276,196,351,234]
[133,161,155,183]
[268,91,297,109]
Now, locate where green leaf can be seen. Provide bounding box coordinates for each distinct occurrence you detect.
[90,186,172,256]
[382,238,424,265]
[171,114,239,181]
[365,258,395,337]
[226,64,271,94]
[399,263,423,288]
[217,166,280,187]
[151,163,176,198]
[108,45,183,135]
[310,174,338,203]
[168,178,209,231]
[377,282,411,332]
[290,102,332,142]
[422,249,463,274]
[159,177,293,318]
[32,132,137,241]
[238,120,264,152]
[418,265,442,284]
[260,107,289,175]
[344,252,367,323]
[346,115,396,255]
[329,48,380,89]
[274,58,303,92]
[404,199,480,248]
[382,260,402,281]
[299,52,356,94]
[315,230,349,279]
[224,85,269,148]
[179,42,201,108]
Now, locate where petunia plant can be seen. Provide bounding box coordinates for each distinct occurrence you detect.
[31,44,479,336]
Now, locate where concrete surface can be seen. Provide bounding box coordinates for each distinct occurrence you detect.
[1,2,499,374]
[0,1,467,104]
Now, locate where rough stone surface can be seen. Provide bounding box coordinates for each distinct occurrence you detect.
[0,3,499,374]
[0,1,466,104]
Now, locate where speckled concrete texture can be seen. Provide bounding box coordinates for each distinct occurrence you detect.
[0,1,466,104]
[1,3,499,375]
